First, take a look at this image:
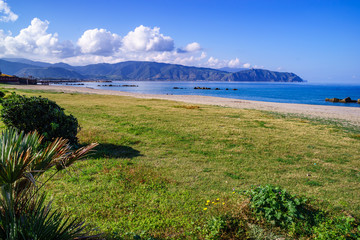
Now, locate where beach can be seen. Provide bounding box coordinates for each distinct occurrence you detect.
[6,84,360,126]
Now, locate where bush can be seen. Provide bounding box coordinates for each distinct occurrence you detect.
[312,216,360,239]
[0,128,99,239]
[245,185,308,228]
[1,93,79,144]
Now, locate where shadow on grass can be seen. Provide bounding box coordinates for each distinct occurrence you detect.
[88,143,142,159]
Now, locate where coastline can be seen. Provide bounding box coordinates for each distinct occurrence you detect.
[5,84,360,126]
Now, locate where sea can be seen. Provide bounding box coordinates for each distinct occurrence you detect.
[52,81,360,108]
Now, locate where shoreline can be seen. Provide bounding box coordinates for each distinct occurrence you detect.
[5,84,360,126]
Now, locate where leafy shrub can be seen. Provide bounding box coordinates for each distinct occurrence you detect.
[245,185,308,228]
[312,216,360,239]
[0,128,99,239]
[1,93,79,144]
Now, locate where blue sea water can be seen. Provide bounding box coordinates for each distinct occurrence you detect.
[54,81,360,108]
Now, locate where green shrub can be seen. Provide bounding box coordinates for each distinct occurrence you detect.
[0,128,99,239]
[245,185,308,228]
[1,93,79,144]
[312,216,360,239]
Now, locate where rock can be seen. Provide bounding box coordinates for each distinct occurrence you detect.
[339,97,357,103]
[325,98,340,102]
[358,99,360,104]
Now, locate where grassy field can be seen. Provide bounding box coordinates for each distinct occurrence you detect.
[1,88,360,239]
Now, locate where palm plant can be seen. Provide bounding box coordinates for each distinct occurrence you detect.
[0,127,99,239]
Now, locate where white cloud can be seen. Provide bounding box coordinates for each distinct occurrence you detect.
[0,18,76,59]
[0,18,254,69]
[184,42,201,52]
[77,28,121,56]
[122,25,174,52]
[0,0,18,22]
[228,58,240,68]
[205,57,252,69]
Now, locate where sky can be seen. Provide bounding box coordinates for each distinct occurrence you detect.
[0,0,359,83]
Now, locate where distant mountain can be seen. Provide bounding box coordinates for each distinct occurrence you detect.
[218,67,247,73]
[16,67,84,80]
[0,58,305,82]
[3,58,52,68]
[0,59,36,75]
[75,61,228,80]
[223,69,304,82]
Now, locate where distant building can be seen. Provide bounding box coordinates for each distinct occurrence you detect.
[0,71,37,85]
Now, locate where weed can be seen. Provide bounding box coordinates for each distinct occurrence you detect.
[173,105,200,109]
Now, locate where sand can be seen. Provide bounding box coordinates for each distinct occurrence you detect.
[5,85,360,126]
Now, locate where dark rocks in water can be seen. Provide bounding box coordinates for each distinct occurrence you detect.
[215,88,220,90]
[194,87,211,90]
[121,84,138,87]
[173,87,184,89]
[326,97,357,103]
[339,97,357,103]
[325,98,340,102]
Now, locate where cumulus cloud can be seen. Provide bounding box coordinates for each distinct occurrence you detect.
[0,18,253,69]
[0,0,18,22]
[184,42,201,52]
[122,25,174,52]
[77,28,121,56]
[243,63,251,68]
[228,58,240,68]
[205,57,251,69]
[0,18,76,59]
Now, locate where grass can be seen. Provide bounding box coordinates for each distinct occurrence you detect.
[1,87,360,238]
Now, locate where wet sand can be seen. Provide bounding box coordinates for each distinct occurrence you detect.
[6,85,360,126]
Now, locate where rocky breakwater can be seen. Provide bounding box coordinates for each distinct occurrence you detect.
[325,97,359,103]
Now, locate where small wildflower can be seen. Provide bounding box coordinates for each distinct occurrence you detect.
[205,203,209,206]
[216,198,220,201]
[222,202,225,205]
[212,202,215,204]
[203,208,207,210]
[206,200,210,202]
[232,191,235,194]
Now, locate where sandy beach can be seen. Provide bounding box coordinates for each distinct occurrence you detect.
[6,84,360,126]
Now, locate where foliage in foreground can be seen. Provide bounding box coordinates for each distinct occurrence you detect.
[0,128,99,239]
[1,93,80,144]
[6,89,360,239]
[244,184,360,239]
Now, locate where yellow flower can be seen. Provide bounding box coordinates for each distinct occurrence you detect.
[232,192,235,194]
[206,200,210,202]
[216,198,220,201]
[203,208,207,210]
[222,202,225,205]
[205,203,209,206]
[212,202,215,204]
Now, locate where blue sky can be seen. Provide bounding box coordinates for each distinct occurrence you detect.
[1,0,360,83]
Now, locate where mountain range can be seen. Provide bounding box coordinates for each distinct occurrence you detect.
[0,58,304,82]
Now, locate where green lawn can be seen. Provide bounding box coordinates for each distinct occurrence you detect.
[2,88,360,239]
